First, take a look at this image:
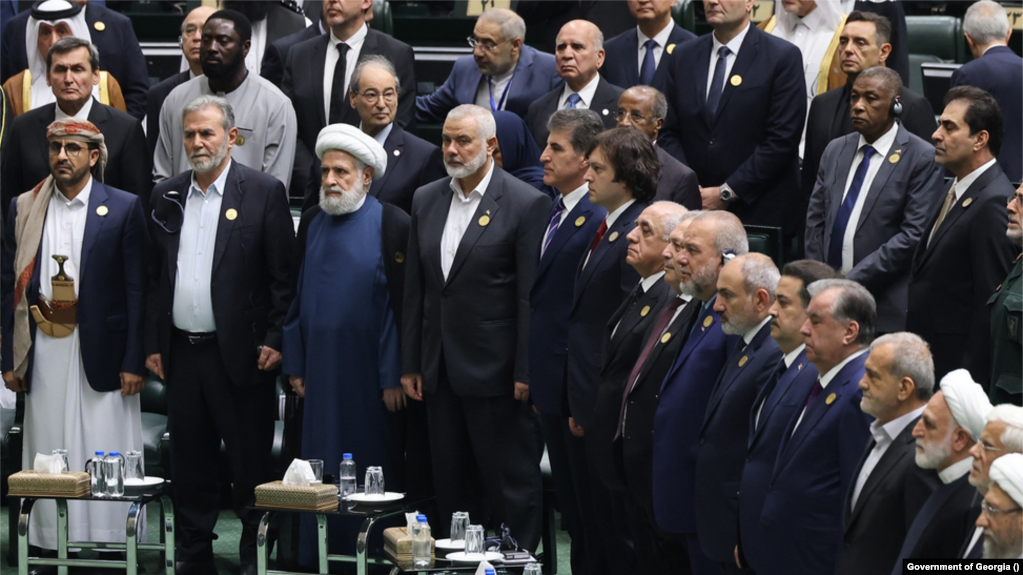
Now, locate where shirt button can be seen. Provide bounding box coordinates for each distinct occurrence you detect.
[198,251,202,255]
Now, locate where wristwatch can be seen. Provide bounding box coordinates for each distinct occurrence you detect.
[719,184,738,205]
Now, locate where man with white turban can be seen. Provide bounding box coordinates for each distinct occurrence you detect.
[889,369,991,571]
[282,123,411,565]
[980,453,1023,559]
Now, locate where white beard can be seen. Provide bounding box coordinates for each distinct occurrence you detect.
[445,146,488,180]
[320,178,366,216]
[188,138,229,173]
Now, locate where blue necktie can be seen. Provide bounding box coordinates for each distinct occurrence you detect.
[640,39,658,85]
[565,93,582,109]
[828,146,876,269]
[541,197,565,256]
[706,46,731,117]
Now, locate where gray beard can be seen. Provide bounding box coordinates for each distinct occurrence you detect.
[445,147,488,180]
[188,138,229,174]
[320,179,366,216]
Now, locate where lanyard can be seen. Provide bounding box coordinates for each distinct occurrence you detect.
[488,74,513,112]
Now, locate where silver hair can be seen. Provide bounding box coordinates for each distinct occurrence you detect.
[547,108,604,154]
[856,66,902,101]
[651,201,687,241]
[870,332,935,400]
[807,279,877,345]
[447,104,497,142]
[47,36,100,72]
[692,211,749,255]
[964,0,1010,45]
[739,255,780,300]
[986,404,1023,453]
[478,7,526,42]
[350,55,401,94]
[182,94,235,132]
[632,85,668,120]
[679,209,702,222]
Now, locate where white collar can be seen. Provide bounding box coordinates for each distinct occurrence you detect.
[712,21,751,57]
[562,74,601,107]
[54,96,93,121]
[449,159,495,200]
[640,270,666,293]
[490,63,516,83]
[819,348,868,389]
[794,5,825,31]
[604,198,637,229]
[637,21,674,50]
[330,22,367,47]
[857,120,900,159]
[559,183,589,215]
[938,456,975,484]
[783,344,806,368]
[952,158,999,201]
[363,121,394,147]
[743,316,773,345]
[189,158,233,197]
[53,174,93,207]
[871,404,925,445]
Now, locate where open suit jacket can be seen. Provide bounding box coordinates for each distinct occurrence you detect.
[402,165,551,397]
[526,76,624,149]
[751,352,872,575]
[654,145,701,210]
[145,162,296,388]
[695,321,781,561]
[889,474,982,574]
[528,193,604,415]
[907,163,1018,385]
[261,24,322,88]
[600,24,697,91]
[805,125,946,332]
[1,181,149,391]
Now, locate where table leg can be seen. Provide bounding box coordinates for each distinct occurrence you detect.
[356,515,378,575]
[316,514,328,575]
[56,499,68,575]
[257,512,273,575]
[126,502,141,575]
[161,495,176,575]
[17,498,36,575]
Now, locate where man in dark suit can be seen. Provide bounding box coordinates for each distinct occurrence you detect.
[1,37,150,220]
[907,86,1018,388]
[651,211,746,574]
[3,0,149,119]
[601,0,697,90]
[147,5,216,153]
[145,96,295,575]
[416,8,561,124]
[260,7,323,87]
[802,11,937,215]
[805,67,945,333]
[736,259,833,571]
[527,20,623,150]
[658,0,805,236]
[223,0,308,76]
[837,332,938,575]
[892,371,990,572]
[400,104,549,551]
[282,0,415,161]
[616,85,700,209]
[953,0,1022,183]
[695,253,782,569]
[527,108,605,575]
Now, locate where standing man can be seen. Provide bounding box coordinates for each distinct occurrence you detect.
[526,20,623,149]
[762,0,845,110]
[415,8,560,124]
[893,371,991,570]
[907,86,1017,387]
[615,85,700,209]
[260,1,325,88]
[2,118,148,557]
[953,0,1022,183]
[155,10,298,193]
[978,454,1023,559]
[401,104,549,551]
[836,332,937,575]
[528,108,605,575]
[146,96,295,575]
[601,0,696,90]
[659,0,806,236]
[652,211,747,573]
[222,0,308,76]
[805,67,945,333]
[736,260,834,571]
[989,184,1022,405]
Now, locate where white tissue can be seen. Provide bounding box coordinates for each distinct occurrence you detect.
[282,459,316,486]
[474,560,495,575]
[34,453,65,474]
[405,511,420,533]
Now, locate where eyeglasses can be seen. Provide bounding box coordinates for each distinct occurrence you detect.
[980,442,1006,456]
[467,35,509,53]
[615,110,651,123]
[354,89,397,105]
[981,500,1023,517]
[1007,193,1023,206]
[48,141,87,157]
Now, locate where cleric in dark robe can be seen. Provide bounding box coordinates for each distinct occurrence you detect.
[282,123,410,563]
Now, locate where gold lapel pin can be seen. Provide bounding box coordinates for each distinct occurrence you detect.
[575,216,586,227]
[226,208,238,221]
[703,316,713,328]
[963,197,974,208]
[661,332,672,344]
[640,305,651,317]
[738,356,748,367]
[96,205,108,216]
[825,393,837,405]
[94,21,106,31]
[608,231,619,242]
[666,43,676,55]
[730,75,742,87]
[236,135,246,146]
[888,153,900,164]
[395,252,405,263]
[479,215,491,226]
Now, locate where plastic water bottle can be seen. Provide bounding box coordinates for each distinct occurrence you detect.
[411,514,432,567]
[87,452,105,497]
[103,452,124,497]
[339,454,357,499]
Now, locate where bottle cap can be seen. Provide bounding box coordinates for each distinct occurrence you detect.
[343,453,352,459]
[110,451,119,456]
[417,514,427,522]
[485,569,496,575]
[95,451,104,455]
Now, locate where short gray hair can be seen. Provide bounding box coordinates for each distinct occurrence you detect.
[547,108,604,154]
[651,201,686,241]
[807,279,877,345]
[631,85,668,120]
[739,254,780,299]
[856,66,902,101]
[987,404,1023,453]
[692,211,749,255]
[447,104,497,141]
[964,0,1010,45]
[870,332,935,400]
[47,36,100,72]
[182,94,236,133]
[350,55,400,95]
[679,210,702,222]
[478,7,525,42]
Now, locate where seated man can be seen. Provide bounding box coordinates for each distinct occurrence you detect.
[415,8,561,123]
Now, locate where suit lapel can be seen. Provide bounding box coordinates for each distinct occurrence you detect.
[505,45,534,106]
[79,180,109,279]
[831,84,852,138]
[535,195,595,281]
[313,35,329,128]
[445,170,503,285]
[824,137,858,248]
[633,297,697,394]
[212,165,242,275]
[662,297,715,387]
[712,28,760,123]
[38,105,55,159]
[575,201,639,305]
[749,352,810,448]
[703,322,770,427]
[371,125,402,196]
[692,38,712,127]
[856,127,909,233]
[846,418,919,528]
[623,29,640,86]
[926,165,1004,254]
[591,77,616,117]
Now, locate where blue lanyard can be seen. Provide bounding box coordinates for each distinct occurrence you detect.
[488,74,513,112]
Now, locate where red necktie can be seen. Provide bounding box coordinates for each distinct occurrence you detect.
[590,220,608,253]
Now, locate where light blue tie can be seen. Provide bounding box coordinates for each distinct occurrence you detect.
[565,93,582,109]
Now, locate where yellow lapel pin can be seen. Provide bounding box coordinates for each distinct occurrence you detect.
[226,208,238,221]
[395,252,405,263]
[962,198,974,208]
[888,153,900,164]
[608,231,619,242]
[661,332,672,344]
[479,215,491,226]
[730,75,742,86]
[825,393,837,405]
[640,305,651,317]
[738,356,748,367]
[666,43,676,55]
[703,316,713,328]
[575,216,586,227]
[96,205,108,216]
[94,21,106,31]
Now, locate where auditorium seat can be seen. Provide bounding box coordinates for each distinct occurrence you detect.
[744,225,785,268]
[906,15,968,63]
[371,0,393,37]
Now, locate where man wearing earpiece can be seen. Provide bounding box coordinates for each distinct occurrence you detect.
[805,66,945,334]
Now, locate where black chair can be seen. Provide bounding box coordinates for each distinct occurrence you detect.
[744,225,785,268]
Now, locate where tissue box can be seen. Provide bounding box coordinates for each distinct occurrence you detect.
[383,527,435,563]
[7,471,91,498]
[254,481,339,511]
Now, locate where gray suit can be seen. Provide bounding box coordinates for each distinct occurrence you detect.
[805,125,946,332]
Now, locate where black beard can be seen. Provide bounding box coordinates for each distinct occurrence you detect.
[201,55,244,80]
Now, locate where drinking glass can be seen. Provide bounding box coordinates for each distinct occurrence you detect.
[124,451,144,481]
[308,459,324,484]
[51,449,69,472]
[465,525,485,555]
[449,511,470,542]
[523,562,543,575]
[364,466,384,495]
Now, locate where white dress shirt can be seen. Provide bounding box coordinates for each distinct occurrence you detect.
[707,22,751,99]
[850,404,926,509]
[323,23,368,121]
[556,184,589,227]
[367,121,394,147]
[742,316,772,346]
[441,161,496,279]
[636,22,675,72]
[771,7,837,103]
[792,348,868,433]
[173,159,233,332]
[665,292,694,334]
[928,157,999,245]
[838,122,899,273]
[754,344,806,428]
[475,65,517,111]
[40,178,92,302]
[584,198,636,268]
[557,74,601,110]
[54,96,94,121]
[938,456,974,484]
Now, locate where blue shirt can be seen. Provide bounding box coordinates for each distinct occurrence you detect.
[172,159,232,332]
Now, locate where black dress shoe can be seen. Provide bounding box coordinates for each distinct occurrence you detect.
[174,559,218,575]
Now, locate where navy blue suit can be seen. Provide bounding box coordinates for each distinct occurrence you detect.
[694,321,781,562]
[1,182,149,390]
[659,25,805,234]
[366,125,446,216]
[750,351,872,575]
[599,24,696,90]
[415,46,562,123]
[2,3,149,119]
[261,23,323,88]
[951,46,1023,183]
[737,348,819,570]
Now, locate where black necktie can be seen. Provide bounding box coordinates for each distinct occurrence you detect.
[706,46,731,117]
[329,42,350,124]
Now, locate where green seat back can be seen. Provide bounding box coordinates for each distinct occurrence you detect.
[372,0,393,37]
[906,16,967,63]
[744,225,785,268]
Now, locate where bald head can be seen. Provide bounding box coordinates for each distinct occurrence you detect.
[181,5,217,71]
[556,20,605,91]
[617,85,668,141]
